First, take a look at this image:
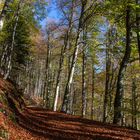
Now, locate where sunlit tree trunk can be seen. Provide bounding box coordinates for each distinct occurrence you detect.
[61,30,82,113]
[53,0,74,111]
[53,36,70,111]
[61,1,87,113]
[82,45,87,117]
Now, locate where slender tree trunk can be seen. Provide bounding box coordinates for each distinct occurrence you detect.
[135,0,140,61]
[61,30,82,113]
[43,35,51,108]
[108,65,117,119]
[4,0,23,79]
[72,87,76,115]
[53,42,68,111]
[121,99,126,126]
[113,6,131,124]
[131,77,137,129]
[82,45,87,117]
[61,1,87,113]
[28,60,34,96]
[0,44,8,75]
[46,57,52,108]
[53,1,74,111]
[103,43,111,122]
[34,56,40,96]
[91,59,95,120]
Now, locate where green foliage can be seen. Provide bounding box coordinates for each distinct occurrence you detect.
[33,0,48,21]
[0,0,47,73]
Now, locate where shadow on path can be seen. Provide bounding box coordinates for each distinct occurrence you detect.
[17,107,140,140]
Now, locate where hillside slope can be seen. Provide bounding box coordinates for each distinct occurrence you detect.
[0,76,140,140]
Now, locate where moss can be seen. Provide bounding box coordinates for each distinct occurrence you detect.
[0,93,8,107]
[9,113,16,123]
[0,128,9,139]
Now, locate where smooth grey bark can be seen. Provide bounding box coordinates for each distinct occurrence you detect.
[131,78,137,129]
[82,45,87,117]
[53,44,66,111]
[113,6,131,124]
[34,56,40,96]
[43,34,51,108]
[53,0,74,111]
[91,59,95,120]
[61,31,81,113]
[61,0,87,113]
[72,87,76,115]
[53,25,72,111]
[103,43,111,123]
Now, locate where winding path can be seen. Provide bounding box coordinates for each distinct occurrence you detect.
[17,107,140,140]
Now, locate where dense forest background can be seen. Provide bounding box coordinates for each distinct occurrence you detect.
[0,0,140,130]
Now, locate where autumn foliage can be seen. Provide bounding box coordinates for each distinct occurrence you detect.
[0,77,140,140]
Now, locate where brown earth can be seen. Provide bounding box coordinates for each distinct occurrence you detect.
[0,76,140,140]
[15,107,140,140]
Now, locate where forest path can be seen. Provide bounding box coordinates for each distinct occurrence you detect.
[17,107,140,140]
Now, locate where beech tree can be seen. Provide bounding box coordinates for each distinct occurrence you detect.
[53,0,75,111]
[0,0,140,130]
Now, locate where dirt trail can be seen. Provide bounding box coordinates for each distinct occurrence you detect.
[16,107,140,140]
[1,76,139,140]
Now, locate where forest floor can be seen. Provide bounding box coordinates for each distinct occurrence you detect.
[0,76,140,140]
[1,107,140,140]
[8,106,140,140]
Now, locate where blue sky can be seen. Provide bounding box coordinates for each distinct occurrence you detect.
[41,0,60,28]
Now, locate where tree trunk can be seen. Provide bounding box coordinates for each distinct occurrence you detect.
[0,0,10,30]
[91,59,95,120]
[53,0,74,111]
[53,36,70,111]
[43,35,51,108]
[103,44,110,122]
[131,78,137,129]
[61,30,82,113]
[3,0,23,79]
[82,45,87,117]
[135,0,140,61]
[113,6,131,124]
[103,29,112,122]
[61,1,87,113]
